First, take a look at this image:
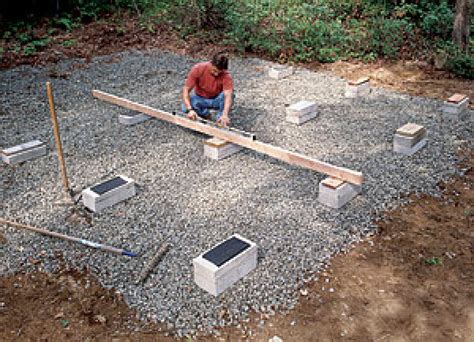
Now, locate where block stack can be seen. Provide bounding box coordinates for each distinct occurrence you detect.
[286,100,318,125]
[193,234,258,296]
[441,93,469,120]
[393,123,427,156]
[267,65,294,80]
[82,175,136,212]
[2,140,47,165]
[345,77,370,98]
[203,137,243,160]
[318,177,361,209]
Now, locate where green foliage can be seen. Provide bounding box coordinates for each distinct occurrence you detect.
[2,31,12,40]
[367,18,414,59]
[446,53,474,79]
[60,318,69,328]
[424,257,443,266]
[1,0,470,79]
[421,2,453,38]
[62,39,76,48]
[32,38,51,48]
[17,32,31,44]
[394,1,453,39]
[436,40,474,79]
[76,0,112,21]
[22,44,36,56]
[53,16,75,31]
[223,2,276,53]
[17,35,51,56]
[116,0,464,72]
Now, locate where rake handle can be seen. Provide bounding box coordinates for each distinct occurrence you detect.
[46,81,70,191]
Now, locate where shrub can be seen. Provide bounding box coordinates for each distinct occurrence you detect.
[367,17,414,59]
[446,53,474,79]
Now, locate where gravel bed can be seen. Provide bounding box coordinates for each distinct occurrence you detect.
[1,49,472,337]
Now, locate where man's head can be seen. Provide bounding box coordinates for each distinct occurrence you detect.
[210,52,229,77]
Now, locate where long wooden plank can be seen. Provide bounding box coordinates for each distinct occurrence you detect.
[92,90,364,185]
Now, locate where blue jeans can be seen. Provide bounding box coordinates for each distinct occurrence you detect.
[182,92,234,120]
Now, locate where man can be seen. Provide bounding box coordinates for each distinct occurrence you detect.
[182,52,234,127]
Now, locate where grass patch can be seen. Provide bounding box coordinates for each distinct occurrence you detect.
[62,39,76,48]
[425,257,443,266]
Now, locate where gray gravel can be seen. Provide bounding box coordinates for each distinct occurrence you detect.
[1,49,472,337]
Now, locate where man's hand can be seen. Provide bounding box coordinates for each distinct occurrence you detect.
[216,114,230,127]
[186,109,198,120]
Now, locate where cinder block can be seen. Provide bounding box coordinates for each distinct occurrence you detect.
[393,123,427,155]
[82,175,136,212]
[318,177,361,209]
[267,65,294,79]
[203,138,242,160]
[2,140,47,165]
[118,113,151,125]
[394,137,427,156]
[345,77,370,98]
[393,133,425,148]
[193,234,258,296]
[440,94,469,119]
[286,100,317,116]
[286,111,318,125]
[286,100,318,125]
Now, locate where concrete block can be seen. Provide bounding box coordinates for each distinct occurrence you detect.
[393,133,426,148]
[286,111,318,125]
[203,138,242,160]
[394,137,427,156]
[193,234,258,296]
[2,140,47,165]
[267,65,294,79]
[318,177,361,209]
[345,77,370,98]
[286,101,317,117]
[440,94,469,119]
[393,123,427,155]
[118,112,152,125]
[286,101,318,125]
[82,175,136,212]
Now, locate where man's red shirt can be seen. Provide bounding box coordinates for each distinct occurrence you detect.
[185,62,234,99]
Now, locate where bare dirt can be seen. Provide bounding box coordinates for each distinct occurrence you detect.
[321,60,474,110]
[1,15,473,342]
[0,13,230,70]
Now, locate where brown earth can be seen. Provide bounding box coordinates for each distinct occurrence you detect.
[1,14,473,342]
[321,60,474,110]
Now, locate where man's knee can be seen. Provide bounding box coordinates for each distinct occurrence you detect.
[216,92,235,106]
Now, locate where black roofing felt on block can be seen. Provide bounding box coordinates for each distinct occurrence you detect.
[91,176,127,195]
[203,237,250,267]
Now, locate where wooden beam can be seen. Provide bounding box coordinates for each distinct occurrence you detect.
[92,90,364,185]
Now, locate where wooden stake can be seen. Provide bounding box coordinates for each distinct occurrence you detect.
[136,243,171,284]
[46,82,70,192]
[92,90,364,185]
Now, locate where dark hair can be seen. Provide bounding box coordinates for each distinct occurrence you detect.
[211,53,229,70]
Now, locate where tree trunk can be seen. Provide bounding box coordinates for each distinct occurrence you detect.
[452,0,471,52]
